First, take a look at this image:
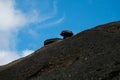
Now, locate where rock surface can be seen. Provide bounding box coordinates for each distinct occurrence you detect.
[0,21,120,80]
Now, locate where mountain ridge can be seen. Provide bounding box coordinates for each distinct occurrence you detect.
[0,21,120,80]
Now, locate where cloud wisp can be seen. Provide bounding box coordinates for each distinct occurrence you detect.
[35,0,64,25]
[42,16,65,27]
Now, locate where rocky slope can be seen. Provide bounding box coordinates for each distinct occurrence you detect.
[0,21,120,80]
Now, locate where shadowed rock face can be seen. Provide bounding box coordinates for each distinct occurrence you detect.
[0,21,120,80]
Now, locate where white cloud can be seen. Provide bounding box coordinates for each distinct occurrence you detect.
[0,51,20,65]
[22,49,34,57]
[0,31,16,50]
[0,0,27,31]
[0,0,64,65]
[0,0,27,51]
[0,0,32,65]
[0,49,34,65]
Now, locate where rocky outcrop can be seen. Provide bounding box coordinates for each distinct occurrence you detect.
[0,21,120,80]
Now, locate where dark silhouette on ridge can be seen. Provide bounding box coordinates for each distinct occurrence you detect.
[44,38,62,45]
[60,30,74,39]
[44,30,74,45]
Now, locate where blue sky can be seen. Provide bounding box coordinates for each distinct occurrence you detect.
[17,0,120,51]
[0,0,120,65]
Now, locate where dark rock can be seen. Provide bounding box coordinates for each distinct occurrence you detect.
[0,21,120,80]
[60,30,74,39]
[44,38,62,45]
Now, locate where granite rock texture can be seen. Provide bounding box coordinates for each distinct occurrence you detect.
[0,21,120,80]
